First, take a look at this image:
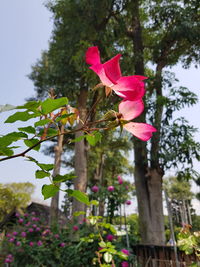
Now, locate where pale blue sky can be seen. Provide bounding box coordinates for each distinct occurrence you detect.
[0,1,199,211]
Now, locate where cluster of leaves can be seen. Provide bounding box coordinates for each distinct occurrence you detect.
[177,224,200,261]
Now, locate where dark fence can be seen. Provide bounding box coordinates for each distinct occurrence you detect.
[131,245,199,267]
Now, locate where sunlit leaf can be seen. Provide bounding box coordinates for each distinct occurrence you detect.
[17,101,41,111]
[42,184,59,200]
[5,111,38,123]
[34,119,51,127]
[18,126,36,134]
[67,189,90,205]
[41,97,68,115]
[73,211,86,217]
[37,163,54,171]
[35,170,50,179]
[53,174,76,183]
[0,132,28,147]
[24,139,41,151]
[104,252,112,263]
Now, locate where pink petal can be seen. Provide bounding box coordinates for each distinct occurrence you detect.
[86,46,101,65]
[90,64,114,86]
[112,76,145,100]
[123,122,157,141]
[119,99,144,121]
[103,54,122,84]
[134,75,148,81]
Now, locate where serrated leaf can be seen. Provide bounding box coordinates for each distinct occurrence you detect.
[24,139,41,151]
[104,252,112,263]
[0,104,16,113]
[73,211,86,217]
[53,174,76,183]
[35,170,50,179]
[34,119,51,127]
[68,190,90,205]
[5,111,38,123]
[41,97,68,115]
[18,126,36,134]
[42,184,59,200]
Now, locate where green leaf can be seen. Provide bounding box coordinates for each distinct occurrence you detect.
[17,101,41,111]
[68,190,90,205]
[70,135,86,143]
[73,211,86,217]
[34,119,51,127]
[42,184,59,200]
[38,128,58,137]
[41,97,68,115]
[24,139,41,151]
[0,147,14,156]
[99,241,106,248]
[90,200,99,206]
[5,111,38,123]
[86,131,102,146]
[103,252,112,263]
[18,126,36,134]
[53,174,76,183]
[37,163,54,171]
[0,132,28,147]
[0,104,16,113]
[35,170,50,179]
[55,113,73,122]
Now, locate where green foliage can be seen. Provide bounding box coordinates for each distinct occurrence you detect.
[0,183,35,221]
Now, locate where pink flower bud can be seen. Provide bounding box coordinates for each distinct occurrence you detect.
[37,240,43,246]
[29,242,34,247]
[91,185,99,193]
[9,238,15,242]
[73,225,79,231]
[60,242,65,247]
[16,241,21,246]
[28,228,34,233]
[125,200,131,205]
[18,218,24,223]
[21,232,26,237]
[107,186,114,192]
[12,231,18,236]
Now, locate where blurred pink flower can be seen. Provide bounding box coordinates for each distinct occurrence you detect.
[12,231,18,236]
[118,176,123,185]
[60,242,65,247]
[106,234,114,242]
[28,228,34,233]
[73,225,79,231]
[25,222,31,227]
[9,238,15,242]
[15,212,20,217]
[121,261,129,267]
[36,227,41,232]
[18,218,24,223]
[125,200,131,205]
[54,234,59,239]
[21,231,26,237]
[37,240,43,246]
[121,249,129,255]
[16,241,21,246]
[29,242,34,247]
[107,186,114,192]
[91,185,99,193]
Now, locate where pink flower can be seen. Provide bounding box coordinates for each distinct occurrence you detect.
[107,186,114,192]
[9,238,15,242]
[121,261,129,267]
[54,234,59,239]
[91,185,99,193]
[12,231,18,236]
[24,213,29,217]
[121,249,129,255]
[125,200,131,205]
[37,240,43,246]
[118,99,156,141]
[16,241,21,246]
[5,255,14,263]
[18,218,24,223]
[32,224,37,228]
[73,225,79,231]
[28,228,34,233]
[60,242,65,247]
[36,227,41,232]
[6,233,11,238]
[15,212,20,217]
[118,175,123,185]
[86,46,146,100]
[29,242,34,247]
[106,234,114,241]
[21,231,26,237]
[25,222,31,226]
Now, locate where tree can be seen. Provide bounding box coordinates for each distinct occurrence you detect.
[0,182,35,221]
[28,0,200,245]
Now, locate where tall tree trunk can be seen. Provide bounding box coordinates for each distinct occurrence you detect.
[131,0,165,244]
[50,125,64,227]
[72,88,88,222]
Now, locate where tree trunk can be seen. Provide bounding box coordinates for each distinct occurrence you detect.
[72,88,88,222]
[50,125,64,227]
[131,0,165,245]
